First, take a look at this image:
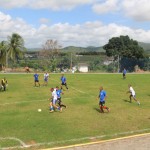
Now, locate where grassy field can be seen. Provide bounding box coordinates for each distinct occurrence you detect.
[0,73,150,149]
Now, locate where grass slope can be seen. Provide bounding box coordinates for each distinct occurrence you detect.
[0,73,150,149]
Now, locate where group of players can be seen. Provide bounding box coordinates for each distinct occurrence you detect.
[33,72,68,112]
[33,69,141,113]
[98,70,140,113]
[1,70,140,114]
[49,74,68,112]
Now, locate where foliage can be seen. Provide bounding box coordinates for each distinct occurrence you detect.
[39,39,61,71]
[103,35,145,59]
[0,41,7,65]
[6,33,26,66]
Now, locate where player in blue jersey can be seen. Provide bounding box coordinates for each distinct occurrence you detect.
[49,88,61,112]
[33,72,40,87]
[56,86,66,110]
[123,68,127,79]
[97,86,110,113]
[60,74,68,90]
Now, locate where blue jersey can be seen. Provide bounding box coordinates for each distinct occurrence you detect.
[34,74,39,80]
[61,76,66,83]
[99,90,106,102]
[123,69,126,74]
[56,89,62,98]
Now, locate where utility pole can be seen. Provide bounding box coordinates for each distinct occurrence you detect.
[118,55,120,72]
[70,52,72,71]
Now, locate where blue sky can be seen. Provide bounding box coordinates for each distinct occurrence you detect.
[0,0,150,48]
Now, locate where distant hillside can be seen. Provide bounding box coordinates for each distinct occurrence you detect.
[139,42,150,53]
[27,42,150,53]
[62,46,104,52]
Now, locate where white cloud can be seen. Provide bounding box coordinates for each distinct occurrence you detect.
[92,0,119,14]
[0,0,94,10]
[122,0,150,21]
[1,0,149,21]
[1,11,150,48]
[92,0,150,21]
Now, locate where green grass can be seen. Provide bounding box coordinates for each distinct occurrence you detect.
[0,73,150,149]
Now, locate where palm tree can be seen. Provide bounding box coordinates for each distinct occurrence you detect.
[6,33,26,67]
[0,41,7,65]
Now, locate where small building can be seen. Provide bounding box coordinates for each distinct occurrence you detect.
[78,63,88,73]
[103,57,114,65]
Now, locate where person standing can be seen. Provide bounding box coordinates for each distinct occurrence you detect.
[127,84,140,105]
[1,77,8,91]
[60,74,68,90]
[123,68,127,79]
[97,86,110,113]
[33,72,40,87]
[25,66,30,73]
[43,72,49,86]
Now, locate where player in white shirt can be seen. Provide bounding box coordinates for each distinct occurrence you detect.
[127,84,140,105]
[49,88,61,112]
[43,72,49,86]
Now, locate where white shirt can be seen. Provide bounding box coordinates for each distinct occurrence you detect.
[44,73,49,79]
[129,86,135,96]
[52,89,57,100]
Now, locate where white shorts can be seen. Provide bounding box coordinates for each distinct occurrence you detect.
[131,94,136,98]
[52,99,57,105]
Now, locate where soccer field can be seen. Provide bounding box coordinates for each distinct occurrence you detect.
[0,73,150,149]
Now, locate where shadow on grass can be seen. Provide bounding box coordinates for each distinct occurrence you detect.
[123,99,131,103]
[94,107,100,113]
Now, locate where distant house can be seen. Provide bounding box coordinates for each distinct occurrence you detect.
[103,57,114,65]
[78,63,88,73]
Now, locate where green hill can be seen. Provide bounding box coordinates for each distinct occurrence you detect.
[62,46,104,52]
[139,42,150,53]
[27,42,150,53]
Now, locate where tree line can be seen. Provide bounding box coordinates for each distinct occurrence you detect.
[0,34,149,72]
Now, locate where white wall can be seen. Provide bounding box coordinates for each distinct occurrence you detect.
[78,66,88,72]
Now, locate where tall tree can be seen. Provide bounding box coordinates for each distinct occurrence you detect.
[103,35,145,72]
[103,35,145,59]
[6,33,26,67]
[39,39,61,71]
[0,41,7,65]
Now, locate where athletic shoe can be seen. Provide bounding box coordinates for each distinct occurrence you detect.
[60,107,62,112]
[49,110,54,113]
[107,108,110,112]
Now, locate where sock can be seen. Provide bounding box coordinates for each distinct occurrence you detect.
[50,106,53,111]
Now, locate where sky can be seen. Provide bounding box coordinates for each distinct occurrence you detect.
[0,0,150,48]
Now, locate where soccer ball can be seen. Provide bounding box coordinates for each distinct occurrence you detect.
[38,109,42,112]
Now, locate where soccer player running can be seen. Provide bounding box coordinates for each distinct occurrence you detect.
[49,88,61,112]
[127,84,140,105]
[43,72,49,86]
[123,68,127,79]
[56,86,67,110]
[97,86,110,113]
[60,74,68,90]
[33,72,40,87]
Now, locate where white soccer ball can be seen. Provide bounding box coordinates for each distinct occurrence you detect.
[38,109,42,112]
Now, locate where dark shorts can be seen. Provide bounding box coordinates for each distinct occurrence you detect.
[61,82,66,85]
[123,73,126,77]
[57,97,61,104]
[44,78,48,82]
[99,101,105,106]
[35,80,39,82]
